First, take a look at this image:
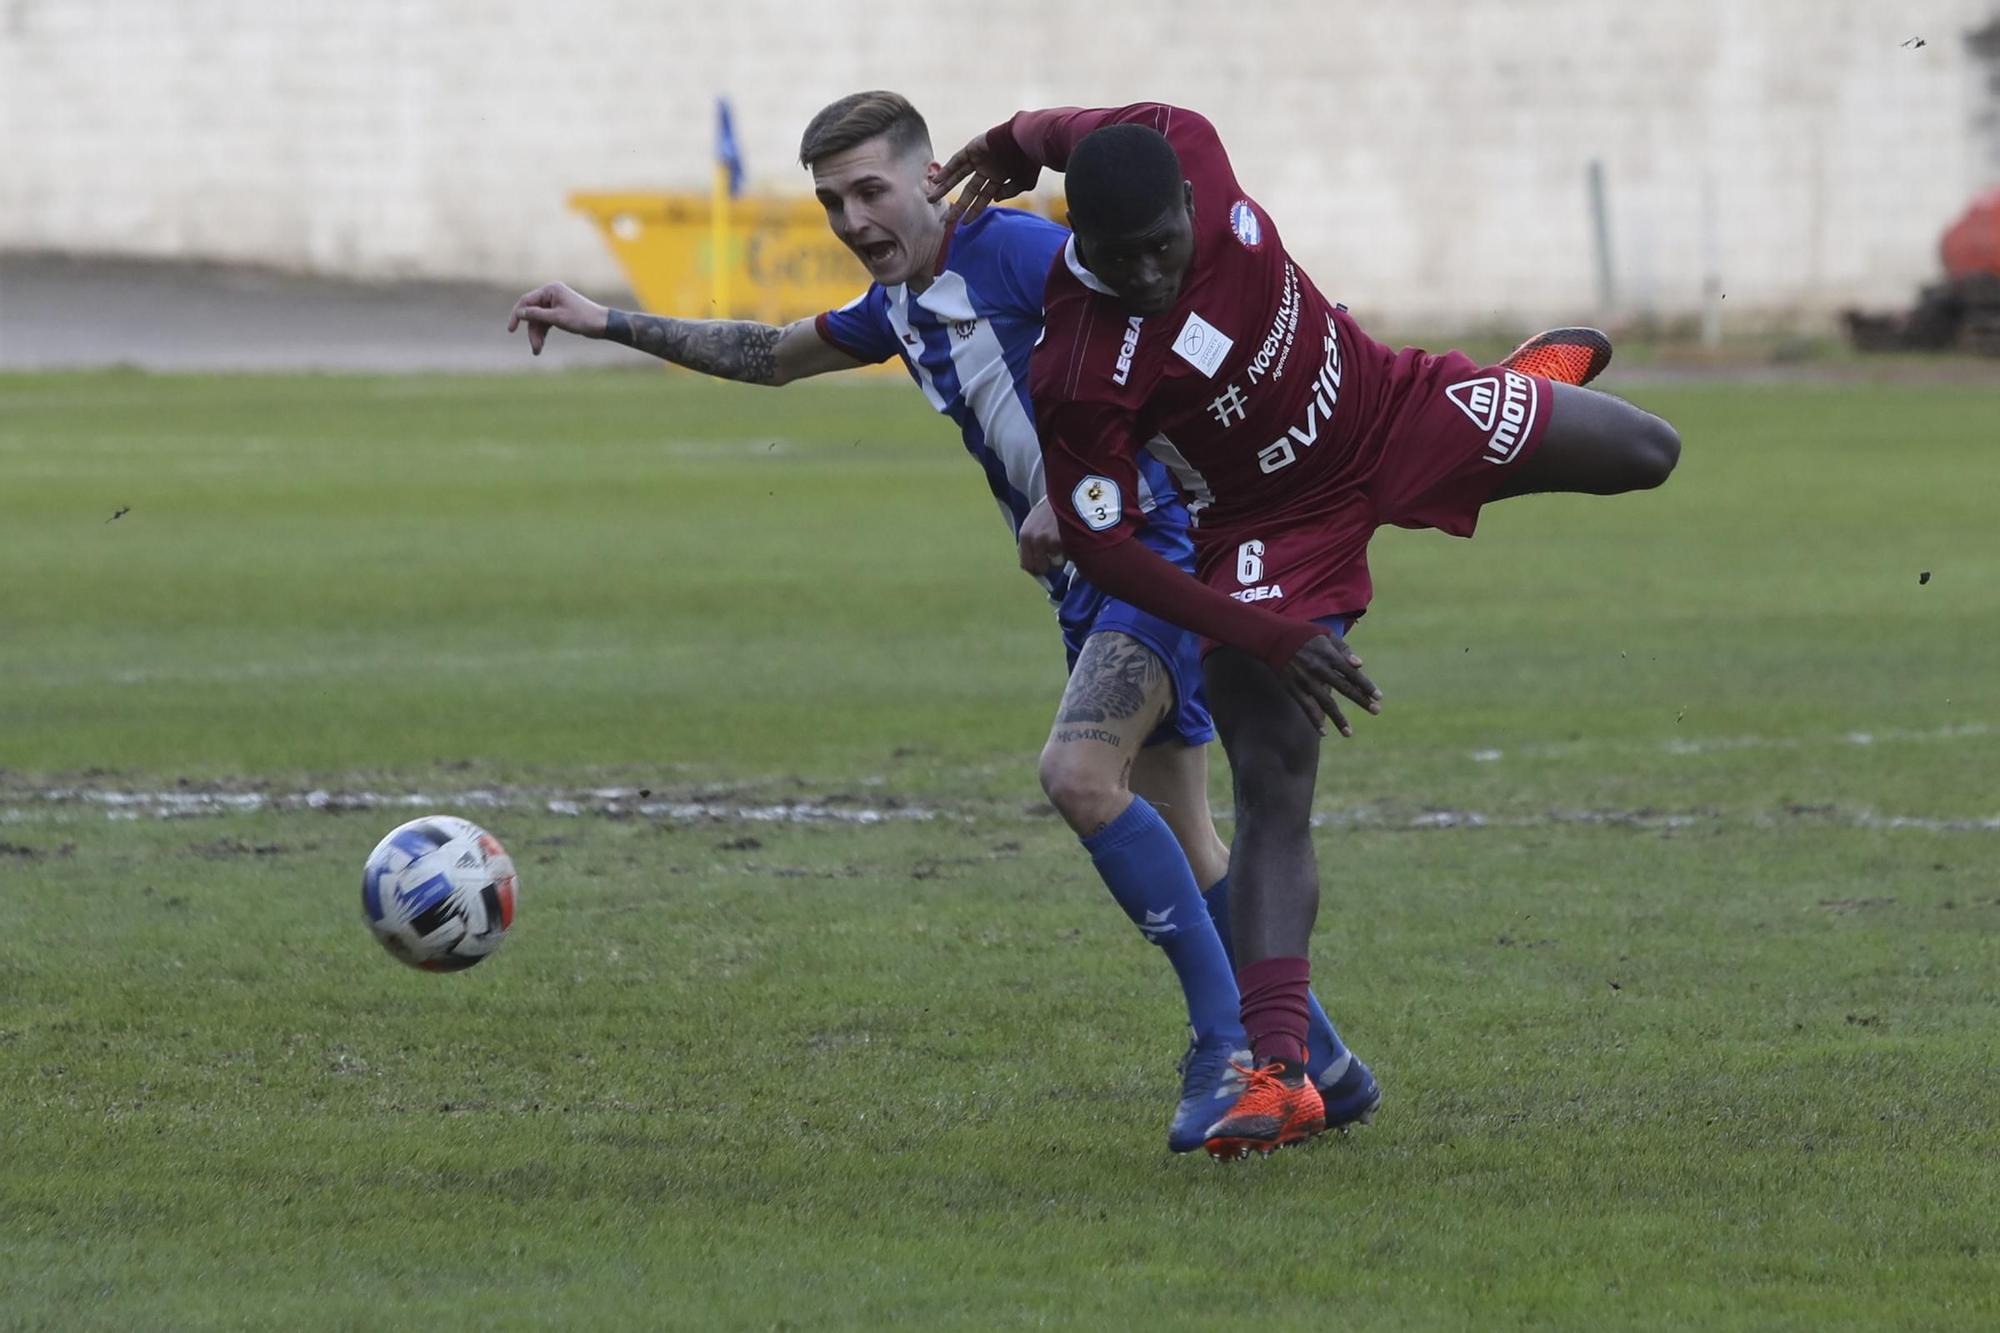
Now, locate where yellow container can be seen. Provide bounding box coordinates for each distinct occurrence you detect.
[568,191,1068,327]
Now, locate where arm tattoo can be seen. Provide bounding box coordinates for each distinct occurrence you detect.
[1058,634,1166,724]
[603,310,781,383]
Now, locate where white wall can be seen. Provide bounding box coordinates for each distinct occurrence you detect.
[3,0,1994,328]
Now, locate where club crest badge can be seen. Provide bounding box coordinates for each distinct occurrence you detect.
[1230,200,1263,250]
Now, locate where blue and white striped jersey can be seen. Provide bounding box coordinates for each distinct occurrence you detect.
[815,207,1192,607]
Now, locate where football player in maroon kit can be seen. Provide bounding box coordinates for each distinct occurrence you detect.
[933,104,1678,1159]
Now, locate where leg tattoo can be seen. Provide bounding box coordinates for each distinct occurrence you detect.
[1059,634,1167,724]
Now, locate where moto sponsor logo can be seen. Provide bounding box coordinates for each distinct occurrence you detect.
[1484,371,1538,465]
[1447,371,1539,465]
[1446,376,1500,431]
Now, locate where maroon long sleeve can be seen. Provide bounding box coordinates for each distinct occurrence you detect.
[1068,533,1326,672]
[986,104,1184,177]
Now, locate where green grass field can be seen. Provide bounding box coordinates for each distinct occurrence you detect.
[3,368,1997,1329]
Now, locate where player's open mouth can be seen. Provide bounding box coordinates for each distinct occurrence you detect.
[860,241,897,267]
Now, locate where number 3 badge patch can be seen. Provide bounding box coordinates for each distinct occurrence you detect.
[1072,475,1123,531]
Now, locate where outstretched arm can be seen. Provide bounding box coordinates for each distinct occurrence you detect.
[507,281,862,385]
[602,309,806,384]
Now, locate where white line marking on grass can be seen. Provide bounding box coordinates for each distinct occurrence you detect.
[11,786,937,825]
[1306,807,1712,832]
[1300,806,1999,833]
[1847,812,2000,833]
[4,787,1995,834]
[1465,721,1991,765]
[95,645,622,687]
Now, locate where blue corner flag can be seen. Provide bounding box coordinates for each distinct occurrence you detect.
[715,97,745,198]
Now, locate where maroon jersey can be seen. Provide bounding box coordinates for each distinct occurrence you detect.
[995,103,1381,667]
[992,102,1559,668]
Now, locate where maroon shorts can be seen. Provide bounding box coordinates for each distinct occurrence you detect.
[1194,330,1556,634]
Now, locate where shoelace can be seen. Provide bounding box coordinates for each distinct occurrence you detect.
[1227,1059,1289,1095]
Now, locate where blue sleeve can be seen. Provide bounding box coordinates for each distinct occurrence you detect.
[815,286,899,365]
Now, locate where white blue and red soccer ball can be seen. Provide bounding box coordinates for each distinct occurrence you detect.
[361,816,517,971]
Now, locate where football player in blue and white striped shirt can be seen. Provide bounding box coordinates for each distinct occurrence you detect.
[508,91,1374,1150]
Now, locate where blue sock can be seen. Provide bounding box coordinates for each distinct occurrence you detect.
[1083,796,1243,1042]
[1201,874,1352,1082]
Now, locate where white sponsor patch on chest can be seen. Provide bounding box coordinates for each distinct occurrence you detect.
[1171,312,1234,378]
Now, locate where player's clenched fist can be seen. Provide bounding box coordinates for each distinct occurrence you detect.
[1281,632,1382,738]
[1016,496,1067,575]
[507,281,610,355]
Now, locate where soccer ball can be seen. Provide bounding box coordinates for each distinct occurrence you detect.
[361,815,517,971]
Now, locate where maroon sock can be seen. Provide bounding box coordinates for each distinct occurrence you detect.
[1237,956,1312,1067]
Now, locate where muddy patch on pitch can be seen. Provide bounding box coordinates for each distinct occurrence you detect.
[1817,897,1897,914]
[0,840,74,860]
[188,838,300,859]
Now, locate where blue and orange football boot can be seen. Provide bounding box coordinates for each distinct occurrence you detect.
[1202,1059,1327,1160]
[1313,1048,1382,1133]
[1169,1029,1252,1153]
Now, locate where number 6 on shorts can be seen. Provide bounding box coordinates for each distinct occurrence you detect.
[1236,540,1265,585]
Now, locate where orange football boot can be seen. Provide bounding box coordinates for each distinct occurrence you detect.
[1499,327,1613,387]
[1202,1060,1327,1160]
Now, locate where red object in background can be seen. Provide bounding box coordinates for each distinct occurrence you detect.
[1940,188,2000,278]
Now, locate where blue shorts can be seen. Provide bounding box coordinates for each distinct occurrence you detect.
[1058,582,1215,749]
